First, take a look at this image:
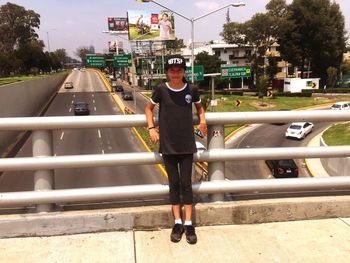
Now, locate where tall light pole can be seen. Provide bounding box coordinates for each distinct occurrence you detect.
[46,29,57,52]
[139,1,245,83]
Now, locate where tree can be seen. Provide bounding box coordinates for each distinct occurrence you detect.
[326,67,338,89]
[0,2,41,76]
[266,56,279,85]
[195,51,225,89]
[75,46,95,64]
[266,0,288,17]
[15,40,46,74]
[54,49,69,67]
[221,0,288,86]
[164,38,185,54]
[278,0,346,85]
[0,2,40,52]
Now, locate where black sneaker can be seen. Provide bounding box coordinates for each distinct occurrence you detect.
[170,224,184,243]
[184,225,197,244]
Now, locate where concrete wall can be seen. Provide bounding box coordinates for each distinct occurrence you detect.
[0,73,68,156]
[320,130,350,176]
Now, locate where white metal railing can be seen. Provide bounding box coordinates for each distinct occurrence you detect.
[0,110,350,212]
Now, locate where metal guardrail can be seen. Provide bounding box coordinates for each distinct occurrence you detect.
[1,110,350,212]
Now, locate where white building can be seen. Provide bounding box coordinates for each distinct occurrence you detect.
[180,40,253,67]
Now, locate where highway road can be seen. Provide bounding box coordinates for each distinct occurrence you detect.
[225,121,333,180]
[0,70,163,193]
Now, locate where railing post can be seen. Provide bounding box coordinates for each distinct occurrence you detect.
[207,124,225,202]
[32,130,54,212]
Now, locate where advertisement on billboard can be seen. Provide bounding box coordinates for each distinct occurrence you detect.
[108,41,123,53]
[127,10,175,41]
[107,17,129,33]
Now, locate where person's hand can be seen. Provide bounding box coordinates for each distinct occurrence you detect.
[197,123,207,137]
[149,128,159,142]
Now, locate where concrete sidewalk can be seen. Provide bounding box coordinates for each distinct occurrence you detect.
[1,217,349,263]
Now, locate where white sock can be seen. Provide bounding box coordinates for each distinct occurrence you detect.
[184,220,192,226]
[175,219,182,225]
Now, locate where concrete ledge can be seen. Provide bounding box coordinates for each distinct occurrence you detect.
[0,196,349,238]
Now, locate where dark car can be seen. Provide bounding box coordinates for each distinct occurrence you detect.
[113,85,124,92]
[122,91,133,101]
[265,159,298,178]
[73,102,90,115]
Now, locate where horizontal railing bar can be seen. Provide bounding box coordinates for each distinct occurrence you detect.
[205,110,350,124]
[0,110,349,130]
[0,146,349,171]
[0,177,349,206]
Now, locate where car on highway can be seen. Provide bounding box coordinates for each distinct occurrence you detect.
[122,91,133,101]
[285,122,314,140]
[73,101,90,115]
[114,85,124,92]
[64,82,74,89]
[330,101,350,110]
[265,159,298,178]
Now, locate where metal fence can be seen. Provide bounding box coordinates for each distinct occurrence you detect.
[1,110,350,212]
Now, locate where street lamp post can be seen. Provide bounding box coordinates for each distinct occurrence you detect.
[46,32,51,52]
[46,29,57,53]
[141,1,245,83]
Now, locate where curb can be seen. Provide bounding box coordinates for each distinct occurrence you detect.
[0,195,349,238]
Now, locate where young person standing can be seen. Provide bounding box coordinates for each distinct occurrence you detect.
[145,55,207,245]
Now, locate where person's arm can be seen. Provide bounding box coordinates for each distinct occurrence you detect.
[195,102,207,137]
[145,102,159,142]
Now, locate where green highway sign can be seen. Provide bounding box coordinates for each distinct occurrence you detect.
[86,54,106,68]
[114,54,132,67]
[185,65,204,81]
[221,65,251,79]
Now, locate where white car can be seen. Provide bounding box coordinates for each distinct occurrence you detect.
[330,101,350,110]
[285,122,314,140]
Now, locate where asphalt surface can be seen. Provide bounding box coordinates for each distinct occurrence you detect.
[225,120,334,180]
[0,70,163,193]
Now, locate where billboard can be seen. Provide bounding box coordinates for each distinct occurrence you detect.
[108,41,123,53]
[127,10,175,41]
[107,17,129,33]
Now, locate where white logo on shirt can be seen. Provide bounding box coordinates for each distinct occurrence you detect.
[185,94,192,103]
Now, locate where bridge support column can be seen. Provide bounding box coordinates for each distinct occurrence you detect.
[207,124,225,202]
[32,130,54,213]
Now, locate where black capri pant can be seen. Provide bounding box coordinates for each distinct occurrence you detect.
[162,154,194,205]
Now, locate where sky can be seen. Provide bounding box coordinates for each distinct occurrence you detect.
[1,0,350,58]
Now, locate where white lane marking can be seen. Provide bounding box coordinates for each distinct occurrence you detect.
[94,106,97,111]
[69,107,72,112]
[72,100,74,104]
[102,149,105,154]
[60,132,65,140]
[73,94,75,98]
[98,129,101,138]
[92,94,95,98]
[93,100,95,103]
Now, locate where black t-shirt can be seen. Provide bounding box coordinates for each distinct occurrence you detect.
[150,82,201,154]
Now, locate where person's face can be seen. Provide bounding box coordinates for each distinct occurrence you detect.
[167,67,185,82]
[162,15,168,21]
